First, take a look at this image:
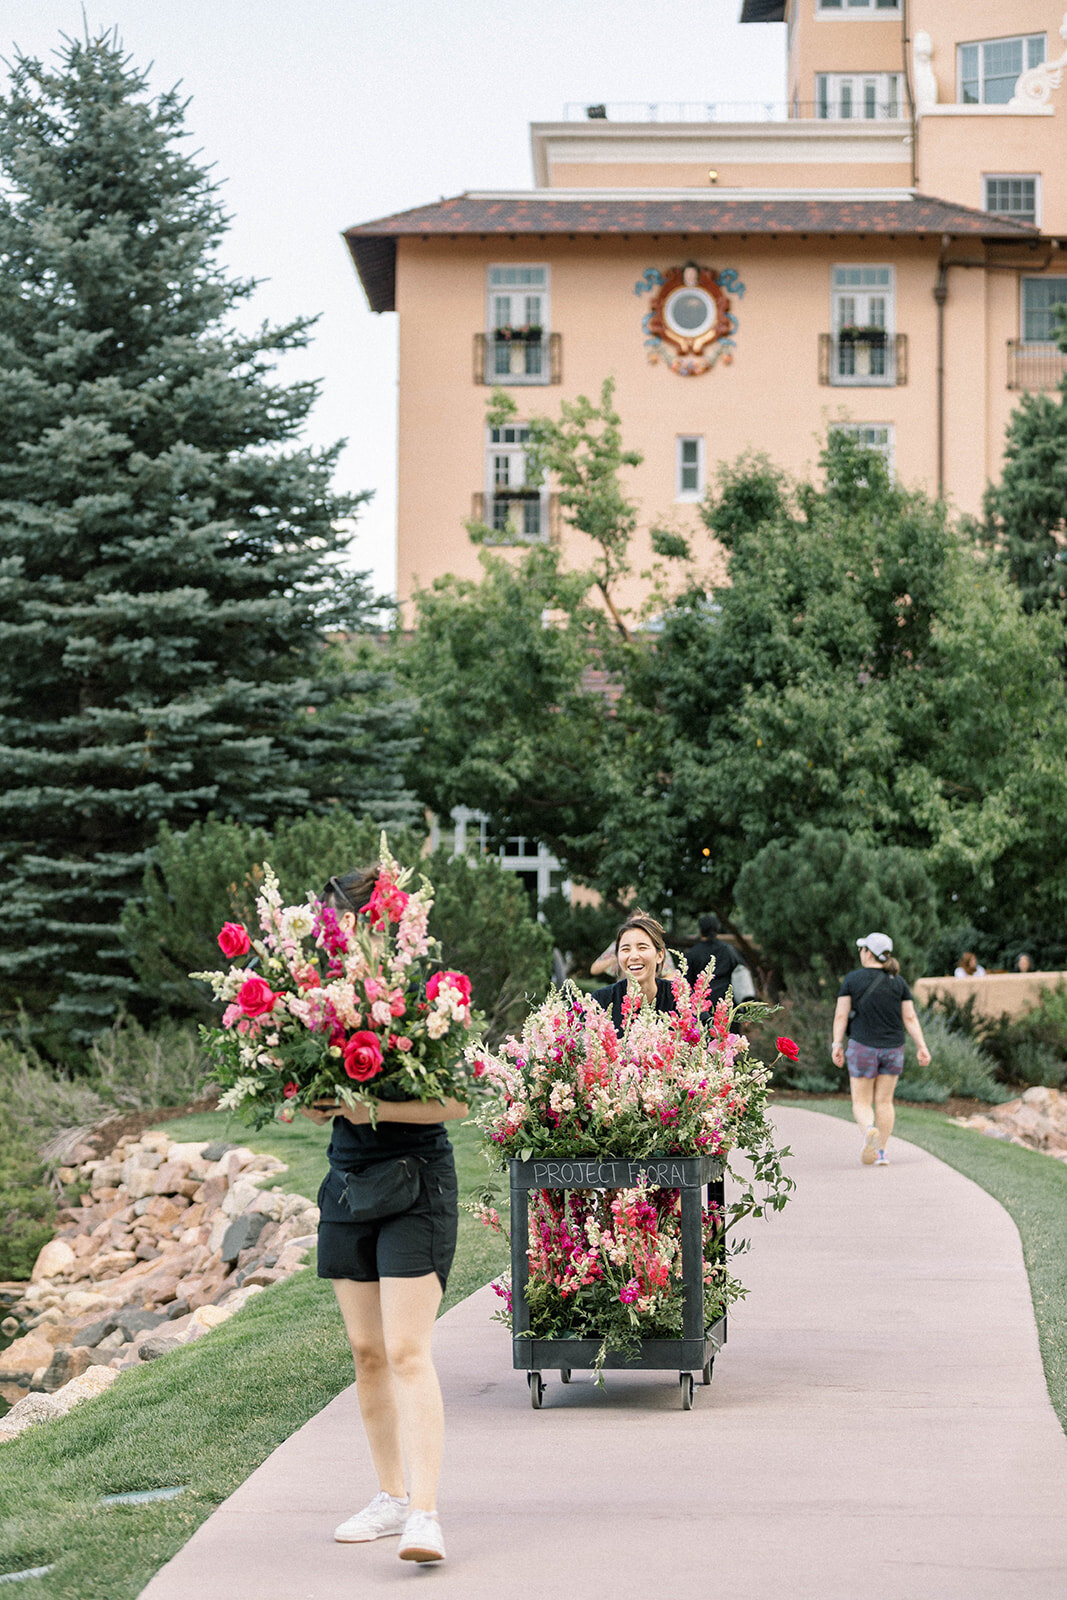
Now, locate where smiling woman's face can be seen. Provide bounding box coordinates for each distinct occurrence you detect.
[616,928,662,987]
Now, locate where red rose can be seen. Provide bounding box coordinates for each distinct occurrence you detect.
[237,976,278,1018]
[343,1030,384,1082]
[218,922,251,959]
[283,1081,299,1099]
[776,1036,800,1062]
[426,970,473,1007]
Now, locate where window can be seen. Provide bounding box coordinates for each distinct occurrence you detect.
[958,35,1045,104]
[485,424,545,542]
[676,436,705,501]
[1021,278,1067,344]
[831,423,894,474]
[984,176,1039,226]
[487,265,549,383]
[832,265,894,385]
[818,1,900,12]
[816,73,901,119]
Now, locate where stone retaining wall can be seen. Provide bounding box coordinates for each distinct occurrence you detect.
[0,1129,320,1440]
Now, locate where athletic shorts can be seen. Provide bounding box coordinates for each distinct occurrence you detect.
[315,1151,459,1292]
[846,1040,905,1078]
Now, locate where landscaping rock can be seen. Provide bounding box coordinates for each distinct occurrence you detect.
[200,1141,237,1162]
[0,1316,19,1336]
[30,1239,76,1282]
[40,1346,93,1391]
[139,1334,185,1361]
[0,1333,55,1385]
[2,1391,62,1434]
[220,1212,269,1265]
[954,1086,1067,1155]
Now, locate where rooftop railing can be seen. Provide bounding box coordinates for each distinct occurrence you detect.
[562,101,907,122]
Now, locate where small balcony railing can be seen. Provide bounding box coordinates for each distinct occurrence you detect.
[470,490,560,545]
[473,331,562,386]
[1007,340,1067,391]
[819,331,907,387]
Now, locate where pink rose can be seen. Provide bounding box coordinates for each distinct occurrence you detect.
[343,1030,384,1082]
[389,993,406,1017]
[426,970,473,1008]
[394,1035,412,1052]
[237,976,278,1018]
[218,922,251,959]
[283,1081,299,1099]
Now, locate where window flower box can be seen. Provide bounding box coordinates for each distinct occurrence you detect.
[837,325,887,347]
[493,325,544,343]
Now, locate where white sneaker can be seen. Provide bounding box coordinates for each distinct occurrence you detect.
[398,1508,446,1563]
[874,1149,889,1166]
[861,1127,879,1165]
[334,1490,409,1543]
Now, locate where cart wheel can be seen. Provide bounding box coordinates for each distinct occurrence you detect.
[680,1372,694,1410]
[702,1359,714,1386]
[559,1367,571,1384]
[528,1371,544,1409]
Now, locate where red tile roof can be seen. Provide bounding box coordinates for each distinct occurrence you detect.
[343,192,1042,312]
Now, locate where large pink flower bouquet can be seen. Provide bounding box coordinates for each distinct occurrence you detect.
[194,839,480,1128]
[470,971,794,1358]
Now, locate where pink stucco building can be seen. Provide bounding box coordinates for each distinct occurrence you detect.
[345,1,1067,619]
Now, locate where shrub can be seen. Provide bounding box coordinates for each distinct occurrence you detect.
[934,985,1067,1087]
[903,1011,1008,1102]
[734,826,939,988]
[87,1016,211,1109]
[742,991,846,1092]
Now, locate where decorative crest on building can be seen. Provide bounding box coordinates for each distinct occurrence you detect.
[635,262,745,375]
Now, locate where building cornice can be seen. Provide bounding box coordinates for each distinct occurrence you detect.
[531,120,912,185]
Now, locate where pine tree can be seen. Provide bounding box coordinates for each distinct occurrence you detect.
[0,32,415,1045]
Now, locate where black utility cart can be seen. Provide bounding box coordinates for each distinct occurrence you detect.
[510,1153,727,1410]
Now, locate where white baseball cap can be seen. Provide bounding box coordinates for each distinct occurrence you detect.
[857,932,893,960]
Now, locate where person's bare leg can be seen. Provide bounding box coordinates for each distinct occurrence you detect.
[874,1073,898,1151]
[331,1279,406,1497]
[849,1074,875,1133]
[380,1273,444,1512]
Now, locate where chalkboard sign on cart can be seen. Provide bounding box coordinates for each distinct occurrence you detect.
[509,1154,726,1410]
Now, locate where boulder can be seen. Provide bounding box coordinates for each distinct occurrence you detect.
[220,1176,268,1219]
[90,1162,123,1191]
[0,1316,19,1337]
[189,1303,232,1332]
[72,1315,119,1349]
[139,1334,185,1361]
[218,1284,264,1315]
[30,1239,76,1282]
[89,1251,138,1280]
[2,1391,62,1433]
[49,1363,119,1415]
[0,1332,55,1384]
[220,1212,269,1265]
[237,1267,284,1290]
[40,1346,93,1392]
[201,1141,237,1162]
[123,1167,160,1202]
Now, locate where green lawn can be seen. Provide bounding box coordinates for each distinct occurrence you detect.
[791,1096,1067,1431]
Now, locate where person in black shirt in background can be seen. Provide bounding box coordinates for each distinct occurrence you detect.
[831,933,931,1168]
[685,914,752,1008]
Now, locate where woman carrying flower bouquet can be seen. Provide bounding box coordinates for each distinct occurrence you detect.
[591,912,678,1027]
[305,868,468,1566]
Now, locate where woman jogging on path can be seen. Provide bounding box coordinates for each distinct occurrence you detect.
[831,933,930,1167]
[302,867,467,1566]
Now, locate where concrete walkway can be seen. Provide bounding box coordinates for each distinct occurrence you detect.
[140,1107,1067,1600]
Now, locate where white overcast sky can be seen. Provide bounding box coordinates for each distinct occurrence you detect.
[3,2,785,597]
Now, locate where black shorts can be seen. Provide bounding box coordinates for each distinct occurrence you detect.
[315,1151,459,1292]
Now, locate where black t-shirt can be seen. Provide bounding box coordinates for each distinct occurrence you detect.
[590,977,677,1032]
[839,968,913,1049]
[327,1115,450,1173]
[685,938,743,1006]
